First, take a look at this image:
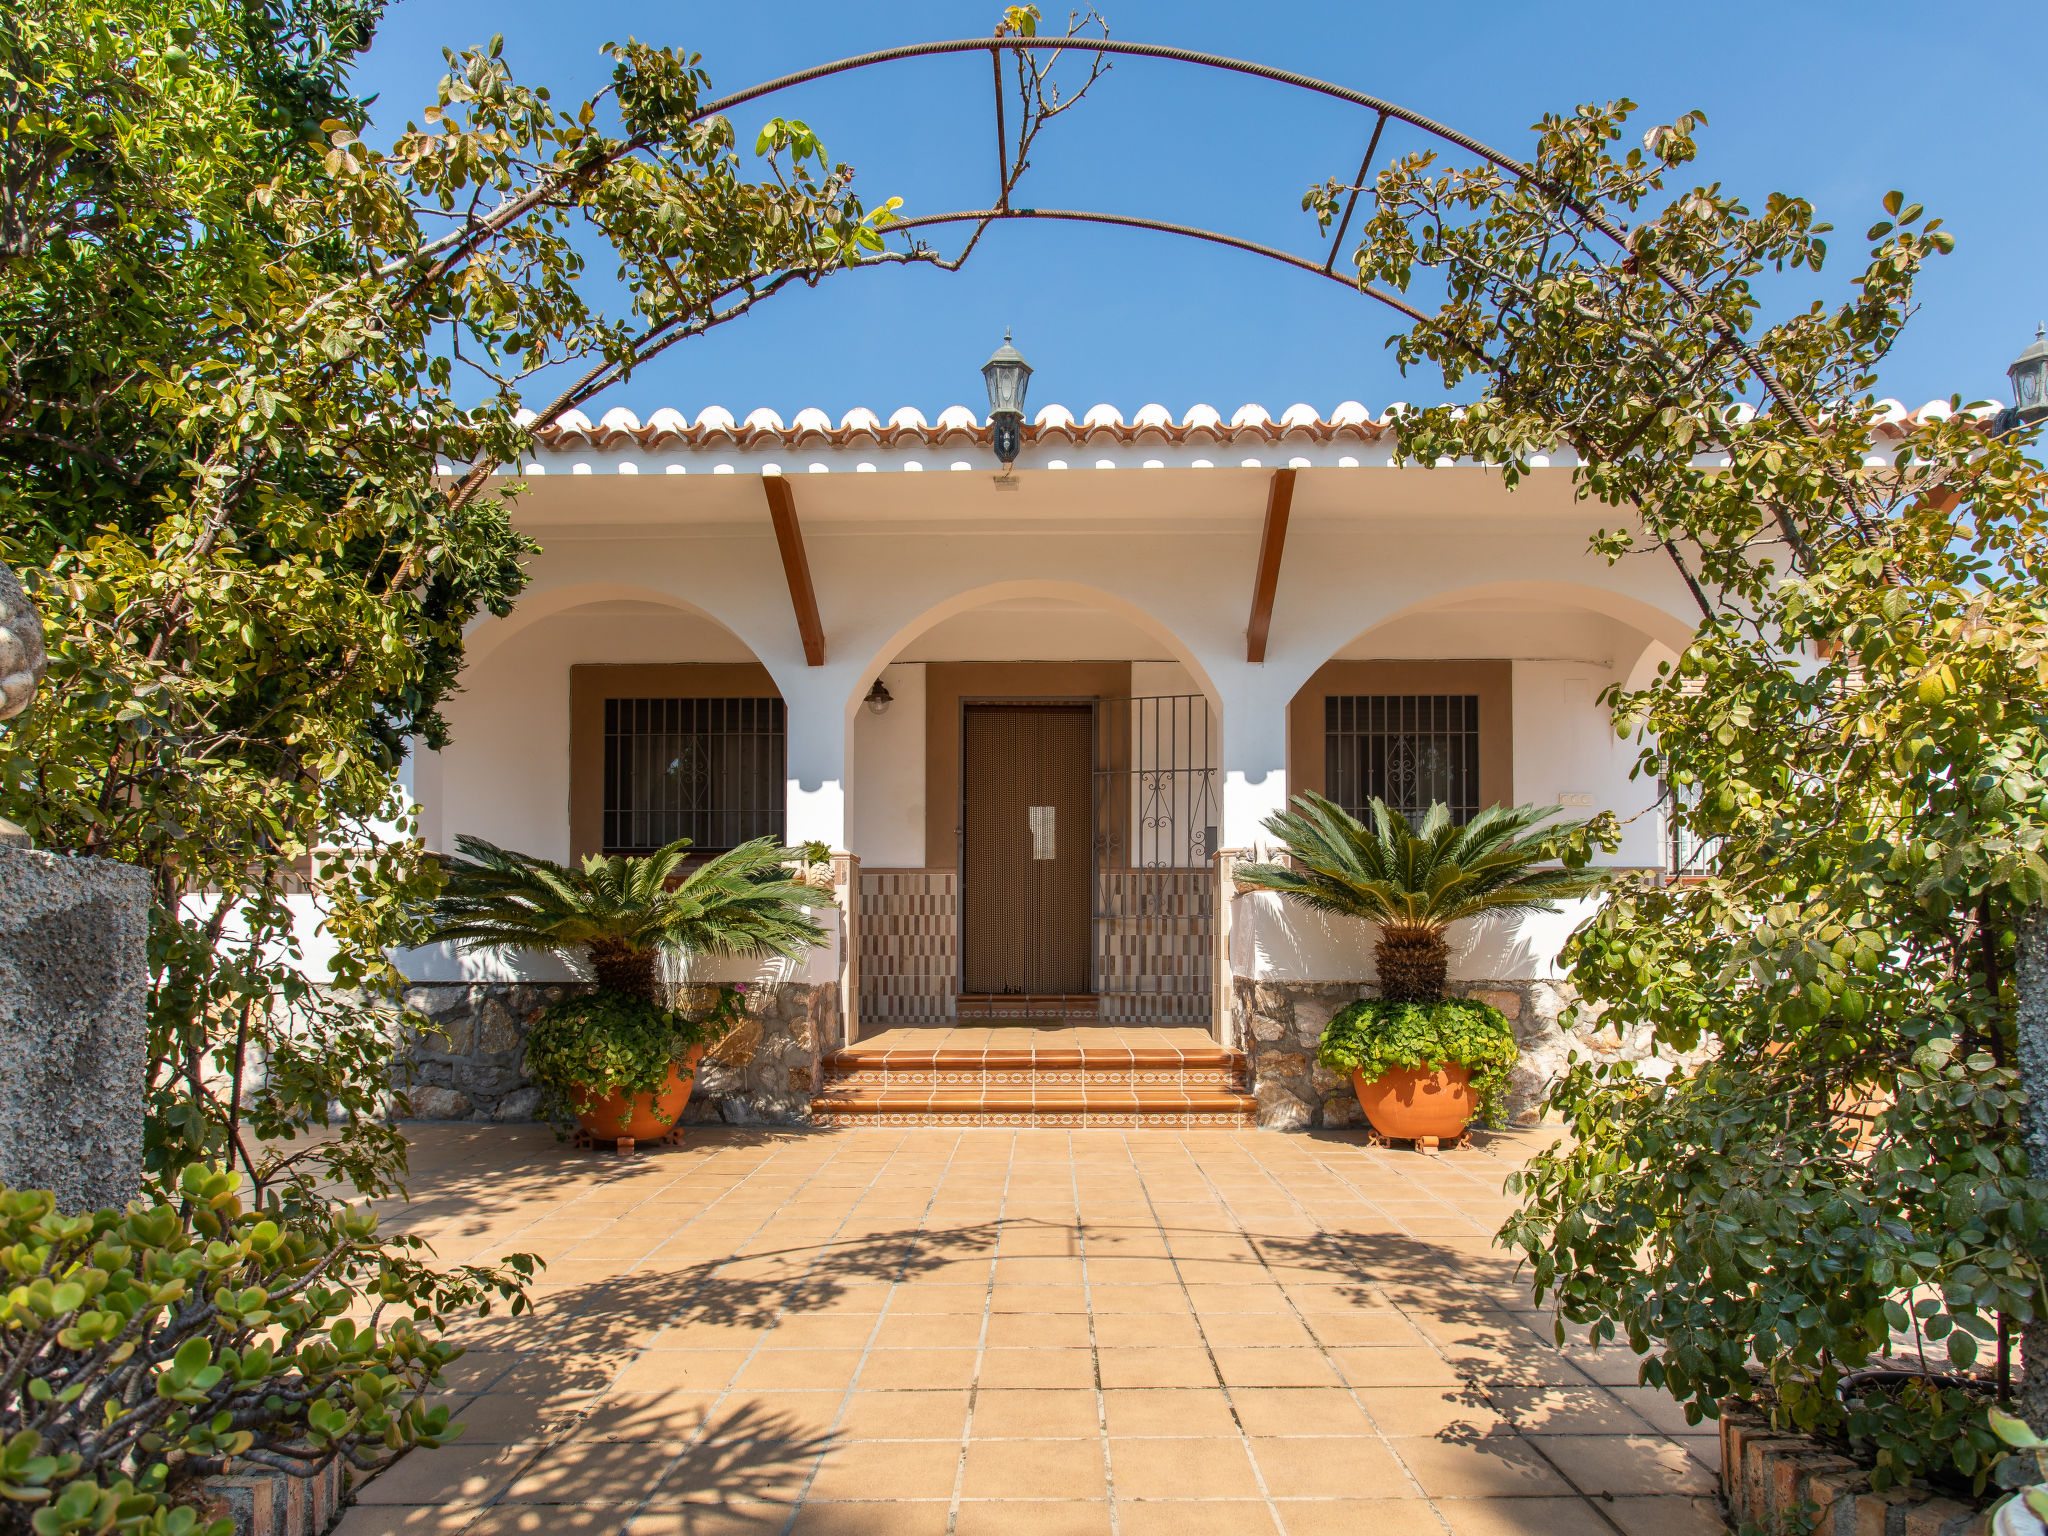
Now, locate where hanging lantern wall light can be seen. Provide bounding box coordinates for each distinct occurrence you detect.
[2009,326,2048,427]
[982,330,1033,468]
[863,677,893,716]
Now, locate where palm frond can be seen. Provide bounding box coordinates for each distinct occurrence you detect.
[423,835,827,969]
[1236,792,1608,935]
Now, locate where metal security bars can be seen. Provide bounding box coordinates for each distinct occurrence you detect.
[1094,695,1219,1023]
[602,697,785,854]
[1325,694,1481,825]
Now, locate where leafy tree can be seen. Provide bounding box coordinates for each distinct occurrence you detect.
[1234,793,1607,1002]
[0,0,1094,1208]
[423,836,825,1003]
[1331,99,2048,1484]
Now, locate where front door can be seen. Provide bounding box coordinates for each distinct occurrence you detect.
[960,703,1093,996]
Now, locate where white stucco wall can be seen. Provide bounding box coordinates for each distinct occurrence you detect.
[850,662,926,867]
[1230,893,1603,983]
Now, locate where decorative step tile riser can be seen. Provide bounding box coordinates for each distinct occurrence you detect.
[823,1068,1248,1089]
[813,1109,1258,1128]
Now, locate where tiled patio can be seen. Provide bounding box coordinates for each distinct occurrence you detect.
[340,1125,1725,1536]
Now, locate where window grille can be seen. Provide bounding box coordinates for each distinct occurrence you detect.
[602,697,784,854]
[1325,694,1480,825]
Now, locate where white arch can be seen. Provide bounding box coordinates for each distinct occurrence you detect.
[461,581,770,672]
[1318,575,1698,665]
[843,578,1226,719]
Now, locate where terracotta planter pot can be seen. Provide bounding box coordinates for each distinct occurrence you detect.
[570,1043,704,1141]
[1351,1064,1477,1141]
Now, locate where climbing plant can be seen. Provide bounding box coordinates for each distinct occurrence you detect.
[1331,100,2048,1484]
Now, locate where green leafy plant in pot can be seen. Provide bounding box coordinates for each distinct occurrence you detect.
[423,835,825,1139]
[1234,793,1608,1139]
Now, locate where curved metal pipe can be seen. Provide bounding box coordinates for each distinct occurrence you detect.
[885,208,1431,325]
[693,37,1533,190]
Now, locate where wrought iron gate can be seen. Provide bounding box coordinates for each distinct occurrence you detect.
[1093,695,1218,1023]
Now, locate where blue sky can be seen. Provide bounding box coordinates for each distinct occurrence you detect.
[354,0,2047,425]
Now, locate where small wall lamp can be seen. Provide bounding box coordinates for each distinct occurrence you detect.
[864,678,893,716]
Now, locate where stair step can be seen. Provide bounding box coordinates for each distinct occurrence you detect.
[821,1046,1247,1093]
[812,1086,1259,1127]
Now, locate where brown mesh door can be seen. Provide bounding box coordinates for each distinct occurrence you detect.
[961,704,1093,995]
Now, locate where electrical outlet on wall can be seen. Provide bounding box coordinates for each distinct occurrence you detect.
[1557,792,1595,807]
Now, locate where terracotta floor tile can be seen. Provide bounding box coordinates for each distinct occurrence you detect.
[985,1312,1092,1348]
[1522,1434,1718,1498]
[1091,1314,1205,1348]
[624,1503,801,1536]
[1250,1436,1410,1498]
[871,1312,986,1349]
[328,1509,488,1536]
[733,1350,863,1392]
[960,1438,1109,1499]
[760,1315,879,1350]
[1227,1388,1375,1438]
[570,1393,718,1443]
[355,1444,539,1507]
[951,1502,1114,1536]
[834,1391,972,1440]
[1327,1347,1463,1388]
[1391,1436,1576,1500]
[1489,1386,1655,1436]
[699,1393,843,1442]
[1602,1494,1731,1536]
[1212,1348,1343,1389]
[990,1284,1090,1314]
[805,1439,962,1500]
[1271,1500,1444,1536]
[647,1440,820,1506]
[1100,1388,1239,1438]
[978,1348,1098,1390]
[1114,1503,1277,1536]
[1352,1386,1505,1439]
[972,1388,1105,1439]
[1097,1348,1220,1389]
[1087,1285,1192,1314]
[461,1510,625,1536]
[1107,1437,1264,1500]
[503,1439,686,1503]
[1433,1496,1612,1536]
[613,1353,748,1392]
[787,1504,953,1536]
[852,1349,980,1391]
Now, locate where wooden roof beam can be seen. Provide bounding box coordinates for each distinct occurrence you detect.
[761,472,825,666]
[1245,467,1296,663]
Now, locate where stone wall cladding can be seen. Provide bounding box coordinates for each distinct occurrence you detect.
[399,980,838,1126]
[0,847,150,1211]
[1232,977,1713,1131]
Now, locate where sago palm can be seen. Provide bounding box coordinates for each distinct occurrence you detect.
[424,836,826,1003]
[1234,793,1606,1003]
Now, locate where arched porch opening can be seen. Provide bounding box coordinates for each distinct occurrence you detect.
[430,585,784,869]
[845,583,1224,1034]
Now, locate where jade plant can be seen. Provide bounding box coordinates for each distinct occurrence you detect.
[0,1167,533,1536]
[1315,998,1520,1127]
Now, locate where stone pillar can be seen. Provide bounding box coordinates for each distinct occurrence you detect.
[0,848,150,1210]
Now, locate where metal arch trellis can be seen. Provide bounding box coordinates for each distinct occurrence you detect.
[682,30,1865,525]
[684,34,1550,329]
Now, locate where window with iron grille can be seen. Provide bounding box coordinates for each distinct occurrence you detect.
[1325,694,1481,825]
[602,698,785,854]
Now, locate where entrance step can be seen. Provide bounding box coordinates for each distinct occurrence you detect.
[811,1034,1258,1127]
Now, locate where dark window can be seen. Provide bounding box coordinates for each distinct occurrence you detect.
[602,698,785,854]
[1325,694,1480,825]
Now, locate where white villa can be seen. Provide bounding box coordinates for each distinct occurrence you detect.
[387,391,1947,1131]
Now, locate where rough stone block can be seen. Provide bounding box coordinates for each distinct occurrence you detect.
[1254,1080,1313,1130]
[492,1087,541,1121]
[0,848,149,1211]
[1471,988,1522,1020]
[406,1085,471,1119]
